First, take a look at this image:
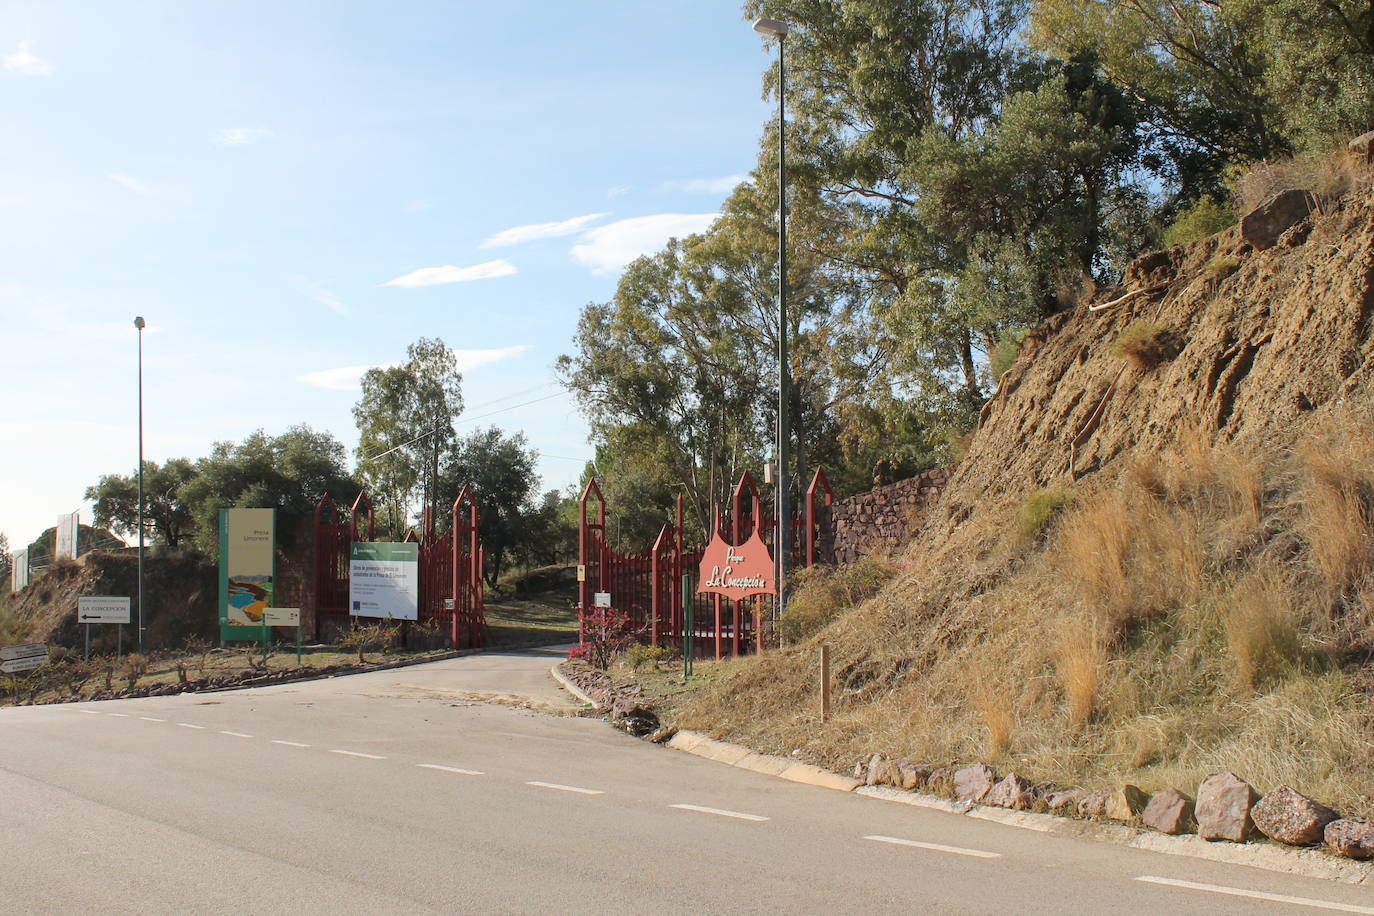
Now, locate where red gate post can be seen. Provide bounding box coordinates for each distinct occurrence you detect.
[805,467,833,568]
[449,488,466,649]
[713,594,723,661]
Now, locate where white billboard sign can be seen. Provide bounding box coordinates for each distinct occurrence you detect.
[262,607,300,627]
[1,643,48,668]
[593,592,612,608]
[1,655,47,675]
[349,542,419,620]
[1,642,47,661]
[78,596,131,624]
[56,512,78,560]
[10,550,27,592]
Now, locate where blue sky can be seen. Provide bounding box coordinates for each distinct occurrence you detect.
[0,1,778,551]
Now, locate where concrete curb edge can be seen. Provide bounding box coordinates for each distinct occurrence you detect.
[548,662,602,709]
[665,730,1370,887]
[666,729,862,793]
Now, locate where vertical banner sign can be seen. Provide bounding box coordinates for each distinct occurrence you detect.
[11,549,28,592]
[218,508,276,640]
[349,542,419,620]
[55,512,79,560]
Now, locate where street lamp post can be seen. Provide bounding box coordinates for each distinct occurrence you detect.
[753,16,791,623]
[134,316,146,653]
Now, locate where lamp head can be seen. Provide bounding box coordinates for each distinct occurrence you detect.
[134,316,146,330]
[752,17,790,38]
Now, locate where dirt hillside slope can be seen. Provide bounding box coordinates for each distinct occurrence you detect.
[932,195,1374,557]
[678,190,1374,820]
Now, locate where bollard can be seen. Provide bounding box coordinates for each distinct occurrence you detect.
[820,643,831,722]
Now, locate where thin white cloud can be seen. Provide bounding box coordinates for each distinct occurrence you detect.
[380,259,518,288]
[298,364,384,390]
[661,174,748,194]
[3,41,52,76]
[479,213,607,249]
[453,345,528,371]
[299,346,528,390]
[103,172,151,194]
[571,213,719,275]
[294,278,349,315]
[404,199,433,212]
[607,185,631,199]
[213,127,273,146]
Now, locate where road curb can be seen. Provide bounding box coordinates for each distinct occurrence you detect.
[665,731,1371,887]
[548,662,601,708]
[666,729,862,793]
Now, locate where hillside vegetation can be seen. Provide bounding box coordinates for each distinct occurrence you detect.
[677,170,1374,818]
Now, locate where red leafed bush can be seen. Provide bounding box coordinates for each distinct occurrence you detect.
[573,607,638,670]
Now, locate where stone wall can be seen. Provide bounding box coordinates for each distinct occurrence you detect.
[818,466,952,565]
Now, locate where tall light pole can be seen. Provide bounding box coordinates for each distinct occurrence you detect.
[134,315,146,653]
[753,16,791,620]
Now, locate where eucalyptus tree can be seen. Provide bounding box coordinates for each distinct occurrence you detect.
[352,337,464,536]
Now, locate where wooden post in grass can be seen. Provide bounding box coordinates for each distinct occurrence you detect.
[820,643,831,722]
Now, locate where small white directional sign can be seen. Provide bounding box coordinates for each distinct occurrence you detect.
[1,642,48,674]
[262,607,300,627]
[78,596,131,624]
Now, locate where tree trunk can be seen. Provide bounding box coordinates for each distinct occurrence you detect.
[960,332,983,403]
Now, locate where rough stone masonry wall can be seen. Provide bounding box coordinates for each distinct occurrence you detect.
[819,466,952,565]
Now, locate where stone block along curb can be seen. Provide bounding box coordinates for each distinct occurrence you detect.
[858,785,1371,887]
[548,662,601,709]
[666,729,862,792]
[663,728,1368,888]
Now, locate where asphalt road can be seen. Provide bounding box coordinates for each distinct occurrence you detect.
[1,648,1370,915]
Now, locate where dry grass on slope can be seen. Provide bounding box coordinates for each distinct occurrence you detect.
[675,416,1374,818]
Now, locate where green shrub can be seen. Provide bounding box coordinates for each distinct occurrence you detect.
[989,328,1028,380]
[1205,255,1240,278]
[1162,195,1236,247]
[1018,488,1073,539]
[1110,320,1176,370]
[624,643,673,671]
[779,556,897,644]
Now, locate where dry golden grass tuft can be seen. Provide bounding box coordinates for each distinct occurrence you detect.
[1296,427,1374,609]
[1233,145,1374,213]
[1219,573,1306,689]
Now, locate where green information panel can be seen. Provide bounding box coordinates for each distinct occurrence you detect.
[219,508,276,641]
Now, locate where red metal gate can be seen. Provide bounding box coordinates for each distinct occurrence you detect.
[312,488,485,648]
[577,468,833,658]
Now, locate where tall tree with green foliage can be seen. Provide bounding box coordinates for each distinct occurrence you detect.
[179,425,360,554]
[1235,0,1374,148]
[0,533,11,586]
[1029,0,1283,198]
[85,458,197,548]
[559,176,889,541]
[352,337,464,536]
[436,426,538,585]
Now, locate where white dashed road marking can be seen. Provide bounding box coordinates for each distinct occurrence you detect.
[1135,876,1374,914]
[330,749,385,759]
[671,804,768,822]
[220,731,253,738]
[864,835,1001,859]
[107,713,129,717]
[271,740,311,748]
[139,716,164,722]
[176,723,205,729]
[526,781,604,795]
[419,764,484,776]
[78,709,101,714]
